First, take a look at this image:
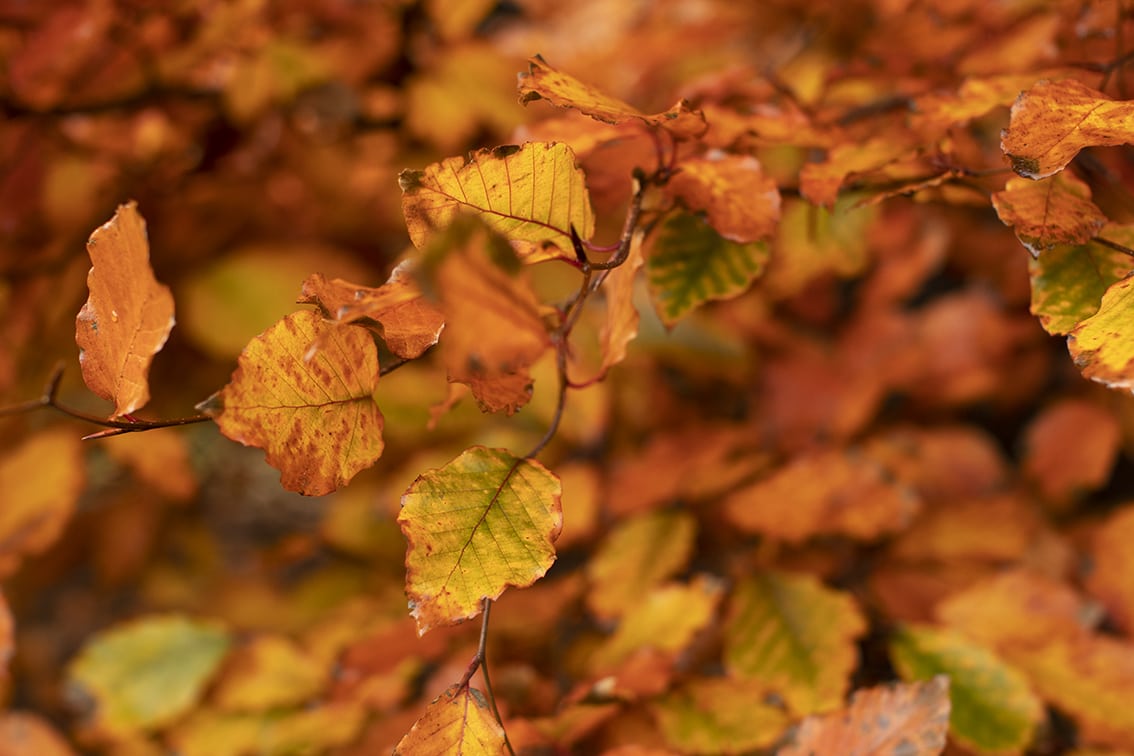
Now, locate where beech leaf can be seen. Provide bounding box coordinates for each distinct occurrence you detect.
[646,211,770,326]
[1068,275,1134,392]
[800,137,912,208]
[393,685,506,755]
[650,678,788,754]
[67,615,231,738]
[665,153,780,243]
[75,201,175,417]
[199,310,384,496]
[1086,507,1134,635]
[398,446,562,635]
[1027,226,1134,335]
[518,54,706,137]
[890,624,1044,754]
[1001,79,1134,179]
[992,173,1106,256]
[593,229,644,380]
[723,571,867,716]
[399,141,594,261]
[781,677,951,756]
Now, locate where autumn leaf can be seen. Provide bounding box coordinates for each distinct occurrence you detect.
[421,215,551,414]
[664,153,780,242]
[780,677,951,756]
[0,428,84,576]
[723,571,866,716]
[765,197,875,299]
[992,173,1107,256]
[890,624,1044,754]
[67,614,230,739]
[593,228,645,378]
[1026,226,1134,335]
[1068,275,1134,392]
[169,702,367,756]
[75,201,175,417]
[0,591,11,678]
[0,712,76,756]
[518,54,706,138]
[646,211,770,326]
[399,446,562,635]
[393,685,506,755]
[1001,79,1134,179]
[800,136,912,208]
[199,310,384,496]
[1021,399,1120,505]
[400,141,594,261]
[649,677,788,754]
[211,635,327,712]
[1086,506,1134,635]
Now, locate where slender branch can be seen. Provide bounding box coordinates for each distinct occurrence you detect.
[525,342,569,460]
[458,599,516,756]
[1094,235,1134,258]
[589,171,647,271]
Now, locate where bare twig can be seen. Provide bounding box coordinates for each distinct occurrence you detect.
[458,599,516,756]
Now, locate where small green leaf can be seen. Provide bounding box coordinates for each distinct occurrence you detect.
[399,446,563,635]
[890,624,1043,754]
[646,210,769,325]
[67,614,231,738]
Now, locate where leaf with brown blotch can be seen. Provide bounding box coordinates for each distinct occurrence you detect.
[198,310,384,496]
[1068,275,1134,392]
[75,202,175,418]
[421,215,552,414]
[992,173,1107,256]
[780,677,951,756]
[665,153,780,243]
[518,55,706,138]
[1001,79,1134,179]
[298,264,445,359]
[399,141,594,262]
[393,685,506,755]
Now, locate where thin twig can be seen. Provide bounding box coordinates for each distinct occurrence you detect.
[458,599,516,756]
[1094,235,1134,258]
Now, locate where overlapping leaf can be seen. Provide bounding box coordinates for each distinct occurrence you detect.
[518,54,706,137]
[1068,276,1134,392]
[993,173,1107,256]
[780,677,951,756]
[1027,226,1134,335]
[393,685,506,755]
[399,141,594,261]
[198,310,384,496]
[646,211,770,326]
[67,615,231,739]
[800,137,913,208]
[664,153,780,242]
[399,446,562,635]
[75,201,175,417]
[891,624,1044,754]
[1001,79,1134,179]
[723,571,866,715]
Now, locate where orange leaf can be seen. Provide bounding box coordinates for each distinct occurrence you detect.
[1001,79,1134,179]
[780,677,951,756]
[199,310,384,496]
[992,174,1107,256]
[595,229,644,378]
[393,685,506,755]
[800,137,912,208]
[1022,398,1120,505]
[75,201,175,417]
[518,55,706,138]
[422,216,552,414]
[1086,506,1134,636]
[0,712,76,756]
[664,154,780,243]
[0,591,10,678]
[102,429,198,502]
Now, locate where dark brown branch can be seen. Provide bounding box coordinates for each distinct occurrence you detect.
[458,599,516,756]
[1094,235,1134,258]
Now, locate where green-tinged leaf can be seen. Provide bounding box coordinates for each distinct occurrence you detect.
[518,54,706,137]
[992,174,1107,256]
[646,210,769,326]
[585,511,697,620]
[198,310,384,496]
[399,446,562,635]
[765,196,875,298]
[891,624,1043,754]
[1068,275,1134,392]
[394,685,506,755]
[781,677,951,756]
[67,615,231,738]
[1027,227,1134,335]
[169,702,366,756]
[650,677,788,755]
[724,571,867,716]
[1001,79,1134,179]
[212,635,327,712]
[399,141,594,261]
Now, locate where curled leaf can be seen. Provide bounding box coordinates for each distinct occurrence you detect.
[665,153,780,243]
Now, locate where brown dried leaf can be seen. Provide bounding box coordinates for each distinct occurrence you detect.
[992,173,1107,256]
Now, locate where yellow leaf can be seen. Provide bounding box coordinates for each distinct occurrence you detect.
[0,428,84,576]
[780,677,951,756]
[518,55,706,138]
[212,635,327,712]
[422,216,552,414]
[393,685,506,755]
[168,702,366,756]
[1001,79,1134,179]
[67,614,230,739]
[75,201,175,418]
[399,446,562,635]
[992,174,1107,256]
[650,677,788,754]
[199,310,384,496]
[723,571,866,716]
[1069,276,1134,392]
[400,141,594,262]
